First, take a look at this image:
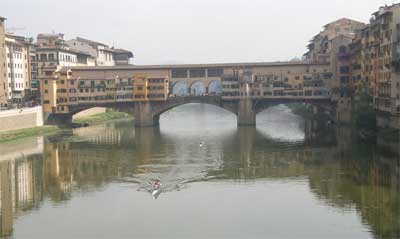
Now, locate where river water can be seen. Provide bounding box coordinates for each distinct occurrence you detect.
[0,104,399,239]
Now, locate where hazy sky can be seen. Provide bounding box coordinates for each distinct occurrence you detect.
[0,0,396,64]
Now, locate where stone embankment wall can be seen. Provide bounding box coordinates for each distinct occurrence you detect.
[0,106,43,132]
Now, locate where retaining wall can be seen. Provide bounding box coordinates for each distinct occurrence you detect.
[0,106,43,132]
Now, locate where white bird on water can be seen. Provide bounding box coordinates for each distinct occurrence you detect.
[152,188,162,199]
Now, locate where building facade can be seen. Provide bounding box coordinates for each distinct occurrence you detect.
[304,18,366,64]
[66,37,133,66]
[5,34,32,103]
[368,5,400,117]
[334,4,400,128]
[0,17,7,107]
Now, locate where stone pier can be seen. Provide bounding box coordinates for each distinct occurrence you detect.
[133,102,159,127]
[237,99,256,126]
[45,112,72,125]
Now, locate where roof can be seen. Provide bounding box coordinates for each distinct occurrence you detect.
[63,61,329,71]
[113,48,134,58]
[76,37,108,47]
[37,33,64,39]
[36,46,94,57]
[372,3,400,17]
[323,18,366,28]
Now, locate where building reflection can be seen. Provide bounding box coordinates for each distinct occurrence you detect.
[0,122,398,238]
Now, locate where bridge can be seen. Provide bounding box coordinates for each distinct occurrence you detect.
[41,62,341,127]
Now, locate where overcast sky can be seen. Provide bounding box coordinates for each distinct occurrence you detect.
[0,0,397,64]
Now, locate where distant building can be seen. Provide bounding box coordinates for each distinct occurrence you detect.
[304,18,366,64]
[34,33,99,107]
[5,34,33,103]
[66,37,133,66]
[37,33,65,48]
[0,17,7,107]
[29,44,39,100]
[113,48,134,66]
[367,4,400,117]
[330,34,355,122]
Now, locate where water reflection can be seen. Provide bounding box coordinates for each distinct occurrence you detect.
[0,104,398,238]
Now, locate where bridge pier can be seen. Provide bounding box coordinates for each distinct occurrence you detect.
[237,99,256,126]
[44,113,73,125]
[335,100,352,124]
[133,102,159,127]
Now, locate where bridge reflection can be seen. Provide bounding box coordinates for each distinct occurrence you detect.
[0,124,398,238]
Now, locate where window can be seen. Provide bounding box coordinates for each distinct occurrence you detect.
[207,68,223,77]
[49,54,54,61]
[189,68,206,78]
[339,46,347,54]
[340,66,350,74]
[172,69,188,78]
[40,54,47,61]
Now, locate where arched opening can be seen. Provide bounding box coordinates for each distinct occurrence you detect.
[159,103,237,133]
[208,80,222,95]
[189,81,206,96]
[72,107,107,121]
[256,104,306,142]
[172,81,189,96]
[71,107,130,126]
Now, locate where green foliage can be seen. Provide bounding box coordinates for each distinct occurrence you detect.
[0,126,61,143]
[72,110,130,125]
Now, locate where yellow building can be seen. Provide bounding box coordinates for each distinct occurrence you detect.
[40,67,170,115]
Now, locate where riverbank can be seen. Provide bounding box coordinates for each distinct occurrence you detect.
[0,110,131,143]
[0,125,61,143]
[72,110,131,126]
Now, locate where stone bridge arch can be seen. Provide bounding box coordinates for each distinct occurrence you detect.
[46,102,136,125]
[133,96,238,127]
[153,97,237,118]
[253,99,335,117]
[45,96,335,128]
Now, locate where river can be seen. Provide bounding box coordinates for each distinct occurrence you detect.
[0,104,398,239]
